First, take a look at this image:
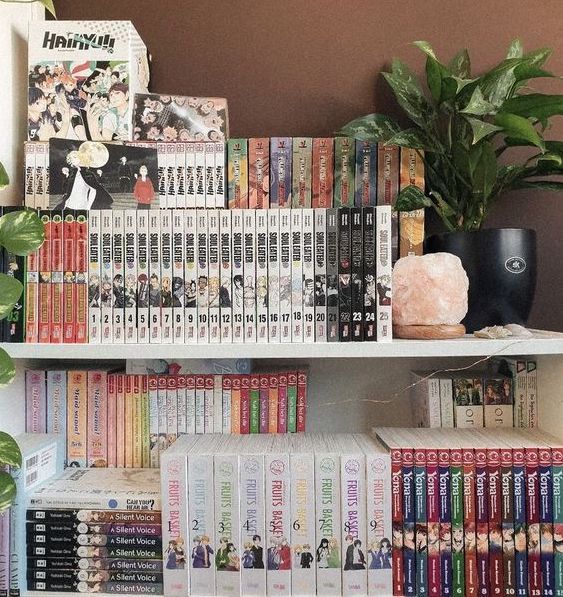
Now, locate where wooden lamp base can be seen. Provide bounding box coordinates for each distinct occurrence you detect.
[393,324,466,340]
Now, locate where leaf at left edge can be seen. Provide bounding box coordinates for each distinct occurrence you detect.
[0,163,9,190]
[394,185,432,212]
[0,472,16,512]
[0,432,22,468]
[0,348,16,387]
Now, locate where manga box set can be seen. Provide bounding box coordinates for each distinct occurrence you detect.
[28,21,150,143]
[23,367,309,470]
[411,359,539,430]
[374,426,563,597]
[160,433,392,596]
[9,205,393,345]
[23,467,163,595]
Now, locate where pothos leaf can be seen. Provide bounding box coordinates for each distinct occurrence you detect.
[0,432,22,468]
[394,185,432,212]
[463,116,504,144]
[506,39,524,59]
[338,113,401,142]
[0,162,8,190]
[0,209,45,256]
[0,472,16,512]
[0,348,16,388]
[0,274,23,320]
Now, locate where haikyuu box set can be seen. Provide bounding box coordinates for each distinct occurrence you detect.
[26,20,229,211]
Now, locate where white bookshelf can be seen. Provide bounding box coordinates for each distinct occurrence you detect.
[2,330,562,440]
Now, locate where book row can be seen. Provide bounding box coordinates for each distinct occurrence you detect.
[14,206,393,345]
[374,427,563,597]
[160,433,392,596]
[24,466,163,594]
[25,369,308,469]
[411,358,539,429]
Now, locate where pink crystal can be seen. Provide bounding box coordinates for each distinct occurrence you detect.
[392,253,469,325]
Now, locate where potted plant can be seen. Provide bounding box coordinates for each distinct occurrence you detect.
[0,167,45,510]
[340,40,563,331]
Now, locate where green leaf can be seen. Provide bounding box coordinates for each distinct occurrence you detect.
[429,191,456,217]
[426,56,444,102]
[382,71,435,128]
[0,209,44,256]
[501,94,563,121]
[384,128,433,150]
[460,86,496,115]
[394,185,432,212]
[0,472,16,512]
[0,274,23,320]
[463,116,503,144]
[494,112,545,151]
[471,142,497,200]
[338,113,401,142]
[413,40,438,60]
[537,152,563,167]
[506,39,524,59]
[38,0,56,16]
[448,49,471,78]
[0,432,22,468]
[0,348,15,388]
[0,162,8,190]
[514,180,563,191]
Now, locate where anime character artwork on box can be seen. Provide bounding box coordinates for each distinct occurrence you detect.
[49,139,158,210]
[28,61,132,142]
[133,94,228,142]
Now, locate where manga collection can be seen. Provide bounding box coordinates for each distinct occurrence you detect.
[25,468,163,595]
[22,138,422,262]
[160,433,392,596]
[24,368,309,469]
[375,426,563,597]
[9,205,393,345]
[411,360,538,429]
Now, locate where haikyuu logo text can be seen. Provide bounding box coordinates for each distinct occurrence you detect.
[42,31,116,53]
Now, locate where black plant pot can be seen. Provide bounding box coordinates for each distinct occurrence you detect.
[424,228,537,333]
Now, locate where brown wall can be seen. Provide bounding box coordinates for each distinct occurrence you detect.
[56,0,563,331]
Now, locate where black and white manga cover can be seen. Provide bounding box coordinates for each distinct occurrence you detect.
[136,210,150,343]
[160,210,173,343]
[208,210,221,343]
[172,209,185,343]
[267,209,280,343]
[291,210,303,342]
[219,210,232,342]
[148,211,161,343]
[124,209,137,343]
[326,208,339,342]
[279,210,292,343]
[350,207,363,341]
[49,139,158,210]
[302,209,315,342]
[87,210,101,343]
[100,211,113,343]
[256,211,269,343]
[363,207,377,341]
[196,210,209,342]
[314,209,327,342]
[243,210,257,342]
[111,211,125,343]
[338,207,351,342]
[184,210,197,343]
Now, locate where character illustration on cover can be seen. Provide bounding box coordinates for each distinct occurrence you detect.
[314,275,326,307]
[197,276,208,307]
[243,276,255,309]
[133,164,155,208]
[172,277,185,307]
[368,537,392,569]
[112,274,124,308]
[191,535,214,568]
[293,543,313,569]
[279,276,291,310]
[149,274,161,307]
[133,94,227,143]
[303,278,314,308]
[364,273,376,307]
[326,274,338,307]
[100,276,112,308]
[161,277,172,308]
[343,535,366,570]
[29,61,130,142]
[256,276,268,308]
[376,274,391,306]
[124,274,137,308]
[219,280,231,308]
[137,273,149,308]
[165,537,186,570]
[54,142,113,211]
[88,273,100,307]
[208,277,220,308]
[185,279,197,308]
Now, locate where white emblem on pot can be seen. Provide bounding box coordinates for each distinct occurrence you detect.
[505,257,526,274]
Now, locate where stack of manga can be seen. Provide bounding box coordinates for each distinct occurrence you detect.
[18,205,393,345]
[23,140,227,210]
[374,426,563,597]
[24,468,163,595]
[160,432,392,596]
[24,368,309,469]
[410,367,521,429]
